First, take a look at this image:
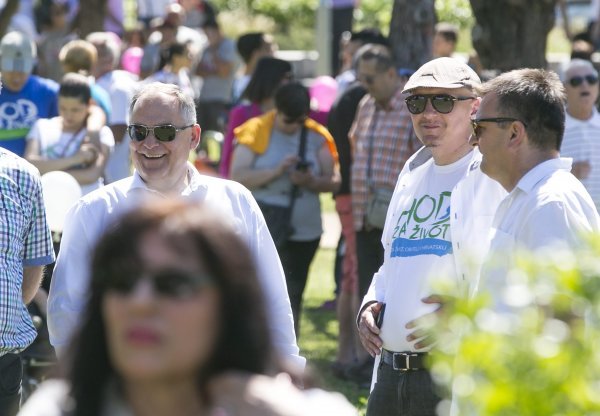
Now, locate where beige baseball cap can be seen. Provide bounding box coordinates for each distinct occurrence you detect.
[0,31,36,73]
[402,57,480,93]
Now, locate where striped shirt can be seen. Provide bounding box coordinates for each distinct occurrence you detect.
[350,87,416,230]
[560,109,600,211]
[0,148,54,356]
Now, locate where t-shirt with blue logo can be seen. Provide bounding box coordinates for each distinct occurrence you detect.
[0,75,59,156]
[379,151,474,352]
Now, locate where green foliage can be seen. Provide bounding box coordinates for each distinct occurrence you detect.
[435,0,474,29]
[212,0,318,49]
[430,237,600,415]
[353,0,392,34]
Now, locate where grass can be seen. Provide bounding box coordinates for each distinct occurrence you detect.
[298,195,369,413]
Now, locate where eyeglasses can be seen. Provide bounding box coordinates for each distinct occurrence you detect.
[568,74,599,87]
[104,268,213,299]
[128,124,194,142]
[470,117,527,139]
[405,94,476,115]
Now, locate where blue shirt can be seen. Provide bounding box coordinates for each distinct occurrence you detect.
[0,75,59,156]
[0,148,55,355]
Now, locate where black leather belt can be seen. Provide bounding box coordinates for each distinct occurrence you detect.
[381,349,427,371]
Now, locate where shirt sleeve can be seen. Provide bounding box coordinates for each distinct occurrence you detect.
[518,201,592,251]
[47,200,94,353]
[242,188,306,370]
[99,125,116,149]
[22,169,55,266]
[26,119,42,142]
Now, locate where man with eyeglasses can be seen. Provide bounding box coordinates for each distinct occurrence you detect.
[343,43,417,384]
[559,59,600,212]
[357,57,505,415]
[47,83,305,371]
[469,68,600,311]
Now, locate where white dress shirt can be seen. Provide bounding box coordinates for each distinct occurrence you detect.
[480,157,600,311]
[48,163,304,369]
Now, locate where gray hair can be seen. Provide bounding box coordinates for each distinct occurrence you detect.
[129,83,197,125]
[563,58,598,81]
[86,32,121,69]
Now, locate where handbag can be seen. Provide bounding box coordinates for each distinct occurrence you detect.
[257,125,308,248]
[365,187,393,229]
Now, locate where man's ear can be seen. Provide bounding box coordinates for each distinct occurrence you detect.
[191,124,201,150]
[508,120,526,148]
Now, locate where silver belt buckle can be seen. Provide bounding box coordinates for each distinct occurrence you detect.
[392,352,418,371]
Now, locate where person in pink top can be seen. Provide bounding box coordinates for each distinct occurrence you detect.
[219,57,292,177]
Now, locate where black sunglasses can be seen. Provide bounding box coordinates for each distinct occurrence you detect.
[405,94,476,115]
[282,115,307,125]
[104,268,213,299]
[568,74,599,87]
[470,117,527,139]
[128,124,194,142]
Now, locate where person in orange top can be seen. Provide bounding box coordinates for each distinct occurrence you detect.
[231,82,340,334]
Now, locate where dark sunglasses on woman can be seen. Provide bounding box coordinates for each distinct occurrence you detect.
[103,267,213,299]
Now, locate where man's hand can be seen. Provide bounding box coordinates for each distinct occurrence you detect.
[358,302,384,357]
[405,294,449,349]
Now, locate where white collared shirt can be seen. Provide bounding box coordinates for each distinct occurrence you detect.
[480,158,600,311]
[47,163,304,369]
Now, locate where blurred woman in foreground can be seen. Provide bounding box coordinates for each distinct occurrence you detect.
[19,200,355,416]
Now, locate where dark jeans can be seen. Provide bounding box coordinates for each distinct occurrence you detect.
[0,354,22,416]
[366,360,441,416]
[278,238,321,335]
[356,228,384,298]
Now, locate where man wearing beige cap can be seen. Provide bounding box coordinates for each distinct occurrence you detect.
[0,31,59,157]
[356,57,505,415]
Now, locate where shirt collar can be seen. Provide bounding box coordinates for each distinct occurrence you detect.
[129,162,206,197]
[514,157,572,195]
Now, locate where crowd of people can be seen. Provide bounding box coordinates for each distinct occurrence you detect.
[2,1,600,415]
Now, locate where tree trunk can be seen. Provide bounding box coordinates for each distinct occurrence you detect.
[71,0,107,38]
[388,0,436,69]
[470,0,557,71]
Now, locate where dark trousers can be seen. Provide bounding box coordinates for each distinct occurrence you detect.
[278,238,321,335]
[366,361,441,416]
[0,354,22,416]
[356,228,384,298]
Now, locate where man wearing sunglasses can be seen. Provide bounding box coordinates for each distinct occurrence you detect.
[357,57,506,416]
[470,68,600,311]
[47,83,305,371]
[344,43,417,385]
[560,59,600,212]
